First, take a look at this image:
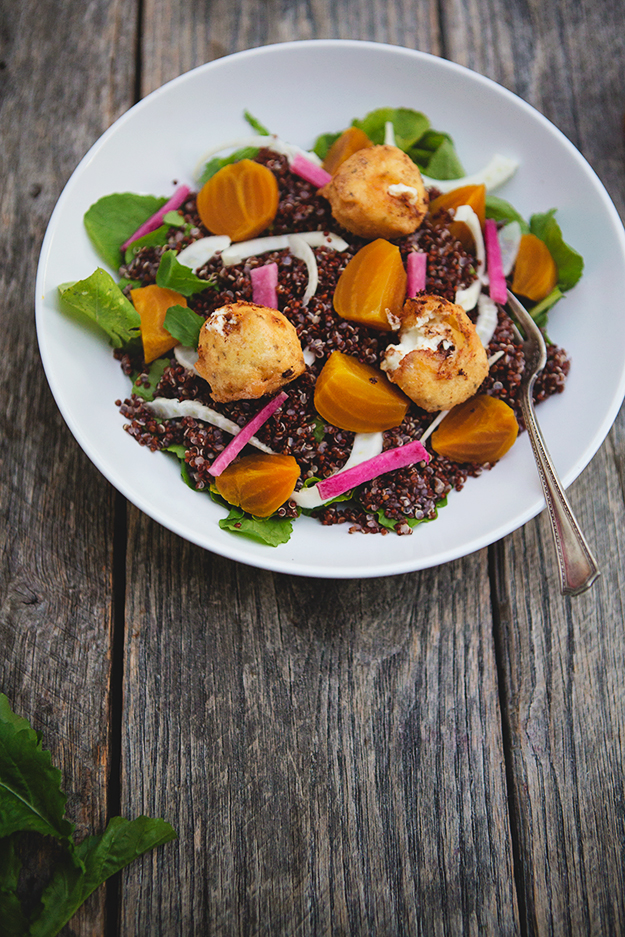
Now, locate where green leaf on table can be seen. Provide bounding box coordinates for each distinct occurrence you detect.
[84,193,167,271]
[156,250,216,297]
[409,130,465,179]
[163,304,205,348]
[244,110,270,135]
[485,195,530,232]
[530,209,584,291]
[352,107,431,150]
[29,816,176,937]
[58,268,141,348]
[198,147,261,186]
[0,694,74,842]
[218,506,294,546]
[0,834,30,935]
[123,225,170,264]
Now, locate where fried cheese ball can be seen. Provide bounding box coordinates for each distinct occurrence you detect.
[195,301,305,403]
[319,144,428,239]
[380,295,488,412]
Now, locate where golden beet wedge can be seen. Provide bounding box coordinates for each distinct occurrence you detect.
[333,239,407,331]
[196,159,279,242]
[130,284,187,363]
[314,351,410,433]
[214,453,300,517]
[431,395,519,463]
[511,233,558,301]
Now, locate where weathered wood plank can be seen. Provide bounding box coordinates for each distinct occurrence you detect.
[0,0,137,931]
[443,0,625,931]
[120,508,518,934]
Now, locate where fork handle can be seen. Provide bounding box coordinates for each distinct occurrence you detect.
[519,390,600,596]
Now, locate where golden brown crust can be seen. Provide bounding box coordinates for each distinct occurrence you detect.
[319,145,428,239]
[381,295,488,412]
[195,301,306,403]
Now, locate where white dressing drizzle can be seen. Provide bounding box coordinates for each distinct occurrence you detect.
[145,397,274,454]
[422,154,519,193]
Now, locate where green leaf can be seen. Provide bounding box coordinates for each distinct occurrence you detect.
[0,835,30,935]
[162,210,186,228]
[244,110,270,135]
[312,416,326,443]
[352,107,430,150]
[198,147,260,186]
[373,495,449,531]
[485,195,530,232]
[163,305,205,348]
[312,131,342,160]
[163,445,199,489]
[130,357,171,402]
[0,695,74,843]
[156,250,216,297]
[84,193,167,271]
[58,268,141,348]
[29,816,176,937]
[419,136,465,180]
[530,209,584,292]
[218,506,294,546]
[123,225,169,264]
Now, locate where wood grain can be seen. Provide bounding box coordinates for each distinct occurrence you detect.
[0,0,137,931]
[120,508,518,934]
[444,0,625,931]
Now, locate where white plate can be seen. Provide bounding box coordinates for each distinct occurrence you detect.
[36,40,625,579]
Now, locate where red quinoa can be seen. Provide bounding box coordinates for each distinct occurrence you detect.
[116,150,570,535]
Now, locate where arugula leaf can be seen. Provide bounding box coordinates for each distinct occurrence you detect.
[84,193,167,271]
[29,817,176,937]
[156,250,216,297]
[163,444,199,489]
[312,416,326,443]
[58,268,141,348]
[198,147,261,186]
[485,195,530,232]
[530,209,584,292]
[0,695,74,842]
[373,495,448,532]
[162,210,186,228]
[244,110,270,135]
[0,834,30,935]
[352,107,430,150]
[312,131,342,160]
[0,696,176,936]
[131,357,171,402]
[408,130,465,179]
[124,225,170,264]
[218,506,294,546]
[163,305,205,348]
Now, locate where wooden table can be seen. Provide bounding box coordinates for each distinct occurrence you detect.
[2,1,625,933]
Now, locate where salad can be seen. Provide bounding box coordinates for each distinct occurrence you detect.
[58,108,583,547]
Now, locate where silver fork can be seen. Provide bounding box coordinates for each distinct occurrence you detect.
[502,289,600,596]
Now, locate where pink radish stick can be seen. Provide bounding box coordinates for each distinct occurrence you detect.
[209,392,288,477]
[250,262,279,309]
[290,154,332,188]
[407,251,427,296]
[317,438,430,500]
[484,218,508,304]
[121,185,191,250]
